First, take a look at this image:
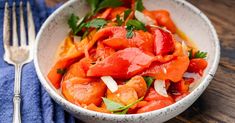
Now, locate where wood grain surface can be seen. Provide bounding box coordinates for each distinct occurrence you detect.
[167,0,235,123]
[45,0,235,122]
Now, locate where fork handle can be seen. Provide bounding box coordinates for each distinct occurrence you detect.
[13,95,21,123]
[13,64,22,123]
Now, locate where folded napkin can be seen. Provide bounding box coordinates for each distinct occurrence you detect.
[0,0,76,123]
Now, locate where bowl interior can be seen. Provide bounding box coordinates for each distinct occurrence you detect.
[37,0,217,91]
[35,0,219,122]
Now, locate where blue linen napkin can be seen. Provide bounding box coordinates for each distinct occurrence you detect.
[0,0,76,123]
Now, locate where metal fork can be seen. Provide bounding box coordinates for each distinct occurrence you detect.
[3,1,35,123]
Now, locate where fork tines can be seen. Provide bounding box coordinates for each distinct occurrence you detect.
[3,1,35,48]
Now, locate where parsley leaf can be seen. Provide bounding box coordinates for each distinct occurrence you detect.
[95,0,123,13]
[86,0,100,13]
[143,76,155,88]
[194,51,207,59]
[126,25,134,38]
[85,18,107,28]
[126,19,146,31]
[113,97,144,113]
[57,68,67,75]
[68,14,79,34]
[116,15,123,26]
[125,19,147,38]
[124,9,132,20]
[102,97,124,111]
[135,0,145,11]
[103,97,144,114]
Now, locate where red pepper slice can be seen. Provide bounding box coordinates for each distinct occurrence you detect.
[187,58,208,76]
[96,27,154,53]
[87,48,155,79]
[137,100,173,113]
[151,28,175,55]
[144,88,174,102]
[142,56,190,82]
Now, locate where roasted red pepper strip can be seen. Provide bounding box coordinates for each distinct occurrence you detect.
[142,56,190,82]
[151,28,175,55]
[87,48,155,78]
[47,31,97,89]
[169,79,190,94]
[96,26,154,53]
[187,58,208,76]
[144,88,174,102]
[137,100,173,113]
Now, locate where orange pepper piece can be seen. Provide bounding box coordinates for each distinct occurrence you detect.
[62,78,106,106]
[126,76,147,98]
[47,30,96,89]
[142,56,190,82]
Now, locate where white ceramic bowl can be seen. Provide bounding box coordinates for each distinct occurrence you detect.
[34,0,220,122]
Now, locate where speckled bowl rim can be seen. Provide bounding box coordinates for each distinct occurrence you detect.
[34,0,220,121]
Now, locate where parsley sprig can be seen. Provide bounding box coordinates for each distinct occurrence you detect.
[85,18,107,28]
[143,76,155,88]
[116,15,123,26]
[125,19,147,38]
[87,0,123,15]
[124,9,132,20]
[135,0,145,11]
[68,14,107,35]
[194,51,207,59]
[68,14,80,35]
[189,49,207,59]
[68,0,123,35]
[126,25,134,39]
[102,97,144,114]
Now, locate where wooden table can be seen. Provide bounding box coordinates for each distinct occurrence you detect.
[167,0,235,122]
[45,0,235,122]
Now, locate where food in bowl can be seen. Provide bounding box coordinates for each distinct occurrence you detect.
[47,0,208,114]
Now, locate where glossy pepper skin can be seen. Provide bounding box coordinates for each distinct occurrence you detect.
[96,26,154,53]
[151,28,175,56]
[142,56,190,82]
[187,58,208,76]
[87,48,155,79]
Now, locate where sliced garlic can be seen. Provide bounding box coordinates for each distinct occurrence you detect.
[101,76,118,93]
[154,80,168,97]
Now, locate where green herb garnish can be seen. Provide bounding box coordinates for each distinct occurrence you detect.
[85,18,107,29]
[95,0,123,13]
[126,25,134,38]
[124,9,132,20]
[87,0,123,14]
[135,0,145,11]
[68,0,123,35]
[86,0,99,13]
[126,19,146,31]
[102,97,124,111]
[125,19,147,38]
[57,68,67,75]
[188,49,193,59]
[143,76,155,88]
[194,50,207,59]
[116,15,123,26]
[102,97,144,114]
[68,14,79,34]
